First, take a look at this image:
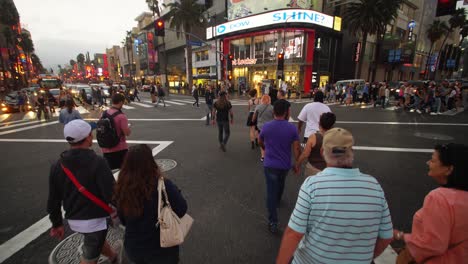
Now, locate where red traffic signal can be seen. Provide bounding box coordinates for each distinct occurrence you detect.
[278,53,283,59]
[155,18,165,36]
[436,0,456,17]
[277,52,284,71]
[227,54,233,71]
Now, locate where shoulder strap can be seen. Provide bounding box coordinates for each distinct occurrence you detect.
[258,105,269,119]
[157,177,171,222]
[60,164,113,215]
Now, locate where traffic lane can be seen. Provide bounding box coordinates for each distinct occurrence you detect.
[0,142,70,244]
[292,103,468,124]
[335,123,468,149]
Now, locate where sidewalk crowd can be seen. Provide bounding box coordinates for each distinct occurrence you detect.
[45,88,468,264]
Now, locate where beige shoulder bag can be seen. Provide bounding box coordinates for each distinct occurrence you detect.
[157,177,193,248]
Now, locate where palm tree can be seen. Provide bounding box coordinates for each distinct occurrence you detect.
[0,0,19,26]
[433,8,466,78]
[19,33,35,82]
[146,0,160,16]
[344,0,402,79]
[69,59,76,68]
[459,21,468,46]
[425,20,449,78]
[165,0,205,88]
[30,53,44,74]
[76,53,85,74]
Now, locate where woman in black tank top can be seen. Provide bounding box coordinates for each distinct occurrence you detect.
[246,89,259,149]
[295,112,336,176]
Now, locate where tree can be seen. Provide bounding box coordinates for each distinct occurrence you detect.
[433,8,466,78]
[0,0,19,26]
[165,0,205,88]
[459,21,468,46]
[19,33,35,81]
[425,20,449,78]
[76,53,85,73]
[344,0,402,79]
[30,53,44,74]
[146,0,160,16]
[69,59,76,68]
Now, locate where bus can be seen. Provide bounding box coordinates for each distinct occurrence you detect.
[37,74,62,89]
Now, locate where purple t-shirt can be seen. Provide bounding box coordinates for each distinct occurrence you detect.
[260,120,299,170]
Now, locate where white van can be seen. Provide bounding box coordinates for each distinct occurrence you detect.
[335,79,366,94]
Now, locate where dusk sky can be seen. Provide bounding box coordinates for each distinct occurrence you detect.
[14,0,150,71]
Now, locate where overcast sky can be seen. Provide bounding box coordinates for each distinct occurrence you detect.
[15,0,150,71]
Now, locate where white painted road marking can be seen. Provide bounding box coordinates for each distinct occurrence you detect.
[0,121,59,136]
[335,121,468,126]
[0,119,31,126]
[131,102,153,108]
[0,114,11,122]
[142,100,173,107]
[353,146,432,153]
[121,105,135,110]
[84,118,205,121]
[0,141,172,263]
[0,120,42,130]
[162,100,185,105]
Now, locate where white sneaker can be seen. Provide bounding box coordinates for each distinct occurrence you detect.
[416,109,422,114]
[430,112,437,115]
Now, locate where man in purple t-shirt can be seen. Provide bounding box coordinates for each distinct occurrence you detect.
[259,100,301,233]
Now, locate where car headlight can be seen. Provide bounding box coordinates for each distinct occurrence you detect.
[130,91,133,95]
[34,92,37,96]
[396,89,400,93]
[1,103,5,107]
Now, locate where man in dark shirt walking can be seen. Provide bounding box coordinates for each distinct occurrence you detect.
[212,91,233,152]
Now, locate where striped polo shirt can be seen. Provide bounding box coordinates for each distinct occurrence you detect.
[288,167,393,264]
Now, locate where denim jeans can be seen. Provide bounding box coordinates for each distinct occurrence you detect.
[264,167,289,224]
[217,121,230,145]
[206,104,213,125]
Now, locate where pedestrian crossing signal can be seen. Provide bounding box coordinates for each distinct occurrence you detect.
[227,54,233,71]
[228,75,232,80]
[436,0,456,17]
[155,19,165,36]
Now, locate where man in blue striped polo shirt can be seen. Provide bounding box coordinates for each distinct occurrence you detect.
[277,128,393,264]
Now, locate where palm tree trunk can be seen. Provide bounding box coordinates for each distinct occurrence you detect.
[433,32,450,79]
[371,30,383,82]
[185,32,193,88]
[356,31,368,79]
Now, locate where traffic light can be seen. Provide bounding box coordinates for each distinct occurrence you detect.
[155,18,165,36]
[277,53,284,71]
[277,52,284,79]
[228,75,232,80]
[436,0,456,17]
[227,54,233,71]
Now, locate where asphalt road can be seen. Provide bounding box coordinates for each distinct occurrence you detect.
[0,92,467,263]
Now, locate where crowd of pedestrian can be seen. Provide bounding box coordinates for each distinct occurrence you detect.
[45,81,467,264]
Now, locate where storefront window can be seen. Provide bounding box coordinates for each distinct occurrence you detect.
[264,33,278,64]
[254,35,265,63]
[195,50,209,61]
[284,31,304,61]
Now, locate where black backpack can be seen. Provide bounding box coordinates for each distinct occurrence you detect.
[96,109,122,148]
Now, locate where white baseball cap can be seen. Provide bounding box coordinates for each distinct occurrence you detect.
[64,119,94,143]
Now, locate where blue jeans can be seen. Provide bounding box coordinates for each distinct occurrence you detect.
[264,167,289,224]
[217,121,230,145]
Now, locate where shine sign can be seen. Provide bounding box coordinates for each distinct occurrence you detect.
[206,9,337,39]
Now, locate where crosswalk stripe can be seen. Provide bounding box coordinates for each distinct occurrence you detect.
[0,120,42,130]
[171,99,202,104]
[163,100,186,105]
[131,102,153,108]
[122,105,136,109]
[142,100,172,107]
[0,114,11,122]
[0,119,30,125]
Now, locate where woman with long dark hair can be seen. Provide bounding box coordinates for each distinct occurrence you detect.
[393,143,468,263]
[114,144,187,264]
[212,91,233,152]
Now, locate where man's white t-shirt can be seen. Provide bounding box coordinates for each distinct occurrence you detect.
[282,82,287,92]
[297,102,331,138]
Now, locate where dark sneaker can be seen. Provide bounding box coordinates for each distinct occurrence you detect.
[220,144,226,152]
[268,223,278,234]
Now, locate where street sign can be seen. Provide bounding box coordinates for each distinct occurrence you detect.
[188,41,203,47]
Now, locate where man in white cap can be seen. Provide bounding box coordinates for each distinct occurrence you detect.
[277,128,393,264]
[47,119,120,264]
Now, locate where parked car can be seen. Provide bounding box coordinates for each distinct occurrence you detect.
[142,85,151,92]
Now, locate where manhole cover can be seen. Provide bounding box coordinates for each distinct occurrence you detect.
[414,132,454,141]
[49,228,124,264]
[156,159,177,172]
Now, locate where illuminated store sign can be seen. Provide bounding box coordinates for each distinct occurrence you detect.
[232,58,258,66]
[207,9,339,39]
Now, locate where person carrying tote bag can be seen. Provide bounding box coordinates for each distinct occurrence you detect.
[114,144,188,264]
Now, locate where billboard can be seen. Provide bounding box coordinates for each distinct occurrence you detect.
[228,0,319,21]
[207,9,336,39]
